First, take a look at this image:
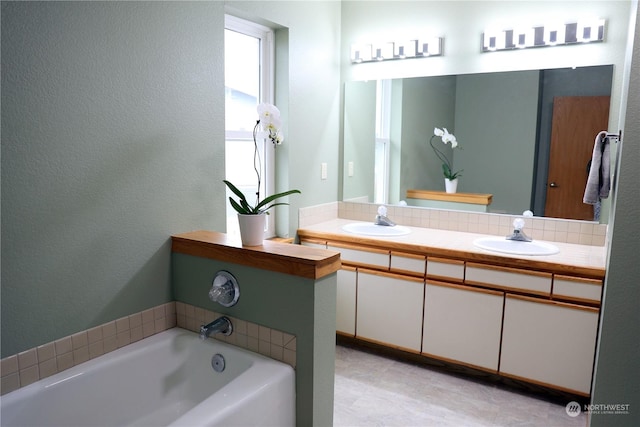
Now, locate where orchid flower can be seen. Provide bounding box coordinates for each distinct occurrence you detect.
[430,127,463,180]
[224,103,299,215]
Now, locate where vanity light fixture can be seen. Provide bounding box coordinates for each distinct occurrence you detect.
[372,42,394,61]
[482,19,605,52]
[350,43,372,63]
[351,37,443,63]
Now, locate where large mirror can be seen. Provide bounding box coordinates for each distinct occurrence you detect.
[342,65,614,222]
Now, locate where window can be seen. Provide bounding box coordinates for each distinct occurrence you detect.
[374,79,391,204]
[224,16,275,238]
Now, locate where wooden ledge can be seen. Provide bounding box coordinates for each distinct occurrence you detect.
[171,230,341,280]
[407,189,493,206]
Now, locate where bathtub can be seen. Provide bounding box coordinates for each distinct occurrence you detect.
[1,328,295,426]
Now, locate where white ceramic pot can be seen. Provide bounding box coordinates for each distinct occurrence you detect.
[445,178,458,194]
[237,213,266,246]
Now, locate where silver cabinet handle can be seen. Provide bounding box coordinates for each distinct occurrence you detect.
[549,182,558,188]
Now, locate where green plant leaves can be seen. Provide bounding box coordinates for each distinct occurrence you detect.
[223,180,300,215]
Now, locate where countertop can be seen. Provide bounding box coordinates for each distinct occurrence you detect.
[297,219,606,279]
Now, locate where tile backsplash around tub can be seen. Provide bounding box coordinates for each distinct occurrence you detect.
[299,201,607,247]
[1,302,296,396]
[175,302,297,369]
[0,302,177,396]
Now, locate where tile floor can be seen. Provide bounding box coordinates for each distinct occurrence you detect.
[334,343,587,427]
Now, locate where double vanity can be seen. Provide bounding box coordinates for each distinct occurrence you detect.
[298,216,606,400]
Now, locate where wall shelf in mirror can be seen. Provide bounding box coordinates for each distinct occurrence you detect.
[406,190,493,213]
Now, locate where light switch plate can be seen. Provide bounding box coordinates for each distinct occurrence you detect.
[348,161,354,177]
[321,162,328,180]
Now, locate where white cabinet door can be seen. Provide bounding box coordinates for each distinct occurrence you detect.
[357,270,424,352]
[336,268,357,336]
[500,295,599,395]
[423,282,504,371]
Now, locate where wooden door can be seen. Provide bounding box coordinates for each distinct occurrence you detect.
[545,96,610,220]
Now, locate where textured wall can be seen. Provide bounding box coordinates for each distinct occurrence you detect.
[591,4,640,426]
[1,0,342,358]
[1,2,226,357]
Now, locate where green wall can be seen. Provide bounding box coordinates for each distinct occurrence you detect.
[172,253,337,427]
[1,1,342,358]
[397,76,457,202]
[591,5,640,425]
[1,1,225,357]
[455,71,539,213]
[342,81,376,201]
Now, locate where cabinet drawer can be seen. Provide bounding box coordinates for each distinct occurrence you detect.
[466,263,552,295]
[327,243,389,269]
[390,252,426,276]
[553,275,602,303]
[299,238,326,249]
[426,257,464,283]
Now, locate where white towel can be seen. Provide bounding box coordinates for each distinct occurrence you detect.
[583,131,611,205]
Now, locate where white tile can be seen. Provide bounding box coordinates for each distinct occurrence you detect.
[37,342,56,362]
[87,326,103,344]
[54,336,73,355]
[1,373,20,395]
[1,356,19,376]
[71,331,88,349]
[115,317,130,333]
[102,321,116,338]
[19,365,39,387]
[18,348,38,369]
[39,358,57,379]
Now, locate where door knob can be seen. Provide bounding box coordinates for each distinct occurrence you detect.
[549,182,558,188]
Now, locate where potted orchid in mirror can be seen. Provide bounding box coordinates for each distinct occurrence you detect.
[430,127,462,193]
[224,103,300,246]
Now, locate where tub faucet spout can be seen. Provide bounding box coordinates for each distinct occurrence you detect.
[200,316,233,340]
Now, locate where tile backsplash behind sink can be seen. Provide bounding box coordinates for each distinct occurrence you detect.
[299,201,607,247]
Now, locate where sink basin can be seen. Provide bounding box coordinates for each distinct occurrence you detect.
[342,222,411,237]
[473,237,559,256]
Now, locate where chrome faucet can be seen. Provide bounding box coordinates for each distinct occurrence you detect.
[374,205,396,226]
[506,216,532,242]
[200,316,233,340]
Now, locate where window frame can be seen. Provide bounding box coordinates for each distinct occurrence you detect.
[224,15,276,238]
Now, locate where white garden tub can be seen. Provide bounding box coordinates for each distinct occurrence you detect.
[1,328,295,426]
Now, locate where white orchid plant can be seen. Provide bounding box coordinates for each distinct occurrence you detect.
[429,127,463,180]
[224,103,300,215]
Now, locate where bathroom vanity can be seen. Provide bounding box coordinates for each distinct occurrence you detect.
[297,218,605,400]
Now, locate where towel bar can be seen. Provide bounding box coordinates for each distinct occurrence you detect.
[605,130,622,142]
